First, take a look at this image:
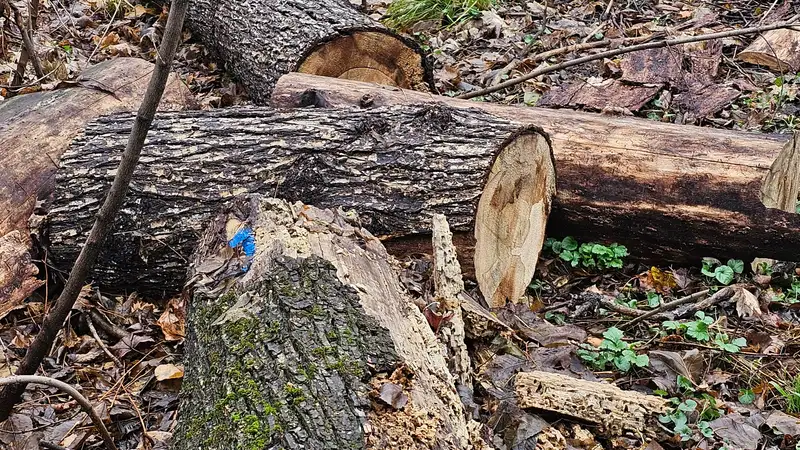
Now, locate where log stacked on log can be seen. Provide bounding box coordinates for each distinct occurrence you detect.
[272,72,800,265]
[0,57,192,237]
[48,105,554,301]
[185,0,433,104]
[173,196,478,449]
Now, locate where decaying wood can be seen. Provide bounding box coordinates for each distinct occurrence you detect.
[185,0,432,104]
[48,105,554,299]
[738,29,800,72]
[431,214,471,388]
[272,72,800,265]
[0,231,44,316]
[514,371,667,437]
[173,196,476,449]
[0,57,192,237]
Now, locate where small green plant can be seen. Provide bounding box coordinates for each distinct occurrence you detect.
[659,376,723,441]
[545,236,628,270]
[701,258,743,285]
[663,312,746,352]
[577,327,649,373]
[738,388,755,404]
[646,292,662,308]
[384,0,493,30]
[771,374,800,414]
[713,333,747,353]
[544,311,565,325]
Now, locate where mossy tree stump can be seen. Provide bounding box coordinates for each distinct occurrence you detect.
[173,196,480,449]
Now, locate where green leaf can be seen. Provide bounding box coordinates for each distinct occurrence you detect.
[727,259,744,274]
[561,236,578,251]
[686,321,710,341]
[662,320,680,330]
[731,337,747,347]
[647,292,661,308]
[612,244,628,257]
[523,34,535,45]
[560,250,574,261]
[614,356,631,372]
[653,389,669,397]
[738,389,755,404]
[591,244,608,255]
[633,354,649,367]
[677,375,694,391]
[603,327,624,342]
[715,265,735,285]
[678,399,697,412]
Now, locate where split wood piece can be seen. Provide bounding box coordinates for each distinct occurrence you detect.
[0,57,192,238]
[272,72,800,265]
[185,0,433,104]
[173,196,476,449]
[431,214,471,387]
[0,231,44,316]
[515,371,667,437]
[48,105,555,303]
[737,29,800,72]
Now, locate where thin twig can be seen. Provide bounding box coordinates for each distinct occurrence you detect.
[458,17,800,99]
[86,316,123,367]
[622,289,710,329]
[0,375,117,450]
[0,0,190,421]
[8,0,43,82]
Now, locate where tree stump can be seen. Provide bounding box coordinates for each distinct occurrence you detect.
[185,0,433,103]
[172,196,479,449]
[47,104,555,303]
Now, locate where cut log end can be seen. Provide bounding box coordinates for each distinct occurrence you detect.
[297,31,430,91]
[474,130,556,308]
[761,131,800,213]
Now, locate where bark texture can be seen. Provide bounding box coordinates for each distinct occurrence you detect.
[0,57,192,237]
[185,0,432,104]
[173,196,474,449]
[515,371,667,437]
[48,105,552,297]
[272,72,800,265]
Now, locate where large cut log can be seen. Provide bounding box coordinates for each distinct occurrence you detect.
[173,196,479,449]
[0,57,192,237]
[272,72,800,265]
[185,0,433,104]
[48,105,555,301]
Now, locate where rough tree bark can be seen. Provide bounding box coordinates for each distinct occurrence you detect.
[184,0,433,104]
[0,57,192,237]
[272,72,800,265]
[173,196,480,449]
[48,105,554,301]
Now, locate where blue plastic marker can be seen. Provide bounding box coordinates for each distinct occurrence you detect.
[228,227,256,271]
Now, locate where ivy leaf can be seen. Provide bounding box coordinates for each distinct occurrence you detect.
[731,337,747,348]
[727,259,744,274]
[561,236,578,251]
[738,389,755,404]
[603,327,624,342]
[633,354,649,367]
[714,265,735,285]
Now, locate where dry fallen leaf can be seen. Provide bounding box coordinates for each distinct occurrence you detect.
[154,364,184,381]
[731,285,761,319]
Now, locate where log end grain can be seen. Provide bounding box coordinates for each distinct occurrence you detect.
[474,130,556,308]
[298,30,432,92]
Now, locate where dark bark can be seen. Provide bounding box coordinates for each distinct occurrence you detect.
[272,72,800,266]
[48,105,548,297]
[185,0,433,104]
[172,196,474,449]
[0,57,191,237]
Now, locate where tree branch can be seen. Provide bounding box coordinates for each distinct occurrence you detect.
[0,375,116,450]
[0,0,190,421]
[458,17,800,100]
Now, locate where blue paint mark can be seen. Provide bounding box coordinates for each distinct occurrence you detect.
[229,227,255,271]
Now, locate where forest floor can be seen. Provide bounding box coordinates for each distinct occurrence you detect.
[1,0,799,449]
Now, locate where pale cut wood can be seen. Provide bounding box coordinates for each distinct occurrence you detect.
[185,0,432,104]
[431,214,471,388]
[0,57,192,237]
[174,196,475,449]
[515,371,667,437]
[272,72,800,265]
[48,105,554,298]
[738,29,800,72]
[762,134,800,212]
[474,133,555,307]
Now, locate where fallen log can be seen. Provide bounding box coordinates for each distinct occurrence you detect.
[0,57,192,237]
[514,371,667,437]
[173,196,479,449]
[48,104,555,302]
[272,72,800,265]
[185,0,433,104]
